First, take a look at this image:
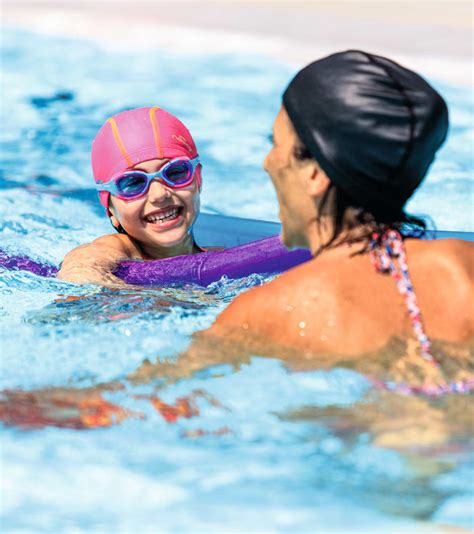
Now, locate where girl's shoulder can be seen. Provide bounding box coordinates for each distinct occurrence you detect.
[91,233,142,259]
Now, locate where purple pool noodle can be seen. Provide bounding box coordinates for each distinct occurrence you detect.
[2,229,472,286]
[0,250,58,278]
[114,235,312,286]
[0,236,311,286]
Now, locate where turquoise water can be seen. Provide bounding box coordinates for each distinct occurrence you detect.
[1,28,473,532]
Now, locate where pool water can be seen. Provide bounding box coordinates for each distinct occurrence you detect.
[1,28,473,532]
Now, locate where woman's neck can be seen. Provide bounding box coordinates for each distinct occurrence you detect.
[136,233,199,260]
[307,221,373,258]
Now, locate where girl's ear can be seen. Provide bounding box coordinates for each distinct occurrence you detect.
[107,203,121,231]
[109,213,120,230]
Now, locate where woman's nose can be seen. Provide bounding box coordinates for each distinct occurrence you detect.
[147,179,171,202]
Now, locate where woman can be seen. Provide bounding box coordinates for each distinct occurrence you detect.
[58,106,203,285]
[203,50,473,393]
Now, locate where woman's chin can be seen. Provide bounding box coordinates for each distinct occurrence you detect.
[280,229,296,249]
[281,229,307,251]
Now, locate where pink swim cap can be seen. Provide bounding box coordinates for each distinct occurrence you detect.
[91,106,200,209]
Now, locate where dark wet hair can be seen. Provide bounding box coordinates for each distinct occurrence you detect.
[111,221,127,235]
[293,142,432,253]
[107,199,127,235]
[283,49,448,252]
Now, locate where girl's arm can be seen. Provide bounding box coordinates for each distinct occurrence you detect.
[57,234,134,286]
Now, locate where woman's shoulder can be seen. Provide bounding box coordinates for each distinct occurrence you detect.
[407,238,473,279]
[220,256,339,323]
[407,235,473,254]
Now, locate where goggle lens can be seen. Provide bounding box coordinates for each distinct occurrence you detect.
[116,173,148,197]
[163,160,193,185]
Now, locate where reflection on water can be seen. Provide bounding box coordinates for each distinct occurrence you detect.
[25,274,269,325]
[1,337,472,527]
[1,271,473,530]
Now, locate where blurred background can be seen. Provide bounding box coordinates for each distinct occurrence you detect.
[3,1,473,87]
[1,3,473,532]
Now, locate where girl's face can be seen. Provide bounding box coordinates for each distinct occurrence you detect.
[109,158,200,256]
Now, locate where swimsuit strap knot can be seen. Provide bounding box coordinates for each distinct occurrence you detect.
[369,229,403,272]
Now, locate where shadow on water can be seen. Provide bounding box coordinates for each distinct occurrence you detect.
[24,273,269,325]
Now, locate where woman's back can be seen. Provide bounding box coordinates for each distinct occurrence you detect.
[323,238,473,352]
[214,238,474,359]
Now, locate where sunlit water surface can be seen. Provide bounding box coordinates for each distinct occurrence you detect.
[1,28,473,532]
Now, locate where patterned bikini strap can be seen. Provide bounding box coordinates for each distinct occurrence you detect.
[369,229,438,365]
[369,229,473,396]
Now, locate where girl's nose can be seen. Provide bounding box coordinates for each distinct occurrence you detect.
[148,179,171,202]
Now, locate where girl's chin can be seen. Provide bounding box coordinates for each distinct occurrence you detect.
[147,228,191,249]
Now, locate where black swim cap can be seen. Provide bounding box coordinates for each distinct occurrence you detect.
[283,50,449,217]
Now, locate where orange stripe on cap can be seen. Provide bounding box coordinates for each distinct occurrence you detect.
[107,118,133,168]
[149,106,164,158]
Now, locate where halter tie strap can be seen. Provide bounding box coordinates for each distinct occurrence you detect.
[369,229,473,395]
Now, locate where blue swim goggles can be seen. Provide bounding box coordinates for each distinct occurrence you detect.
[96,156,200,200]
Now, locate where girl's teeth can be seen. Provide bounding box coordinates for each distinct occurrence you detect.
[147,208,179,223]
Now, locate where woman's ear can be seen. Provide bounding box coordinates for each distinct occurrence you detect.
[306,163,331,198]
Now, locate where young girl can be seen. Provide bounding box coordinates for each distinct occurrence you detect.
[58,107,203,285]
